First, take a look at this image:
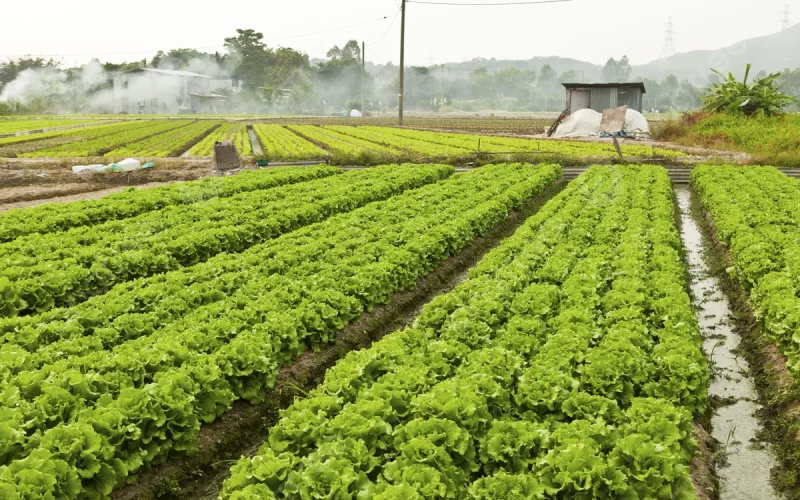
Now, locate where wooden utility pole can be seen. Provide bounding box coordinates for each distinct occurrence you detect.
[399,0,406,126]
[361,41,365,115]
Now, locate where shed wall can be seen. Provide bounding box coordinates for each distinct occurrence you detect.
[565,86,644,114]
[590,87,616,113]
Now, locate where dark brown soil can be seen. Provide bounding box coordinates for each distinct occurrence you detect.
[110,180,566,500]
[0,165,218,212]
[692,420,718,500]
[0,182,184,211]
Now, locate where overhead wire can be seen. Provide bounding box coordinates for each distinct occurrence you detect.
[406,0,571,5]
[368,7,402,45]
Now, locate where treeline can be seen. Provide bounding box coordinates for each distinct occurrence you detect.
[1,30,798,115]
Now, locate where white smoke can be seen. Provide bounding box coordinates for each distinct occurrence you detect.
[0,66,67,104]
[0,60,116,113]
[0,56,240,114]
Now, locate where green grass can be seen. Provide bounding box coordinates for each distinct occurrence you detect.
[659,113,800,166]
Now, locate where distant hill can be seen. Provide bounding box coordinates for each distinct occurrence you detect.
[634,24,800,84]
[439,56,602,80]
[365,56,603,81]
[362,25,800,85]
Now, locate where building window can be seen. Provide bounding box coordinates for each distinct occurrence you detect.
[122,80,129,90]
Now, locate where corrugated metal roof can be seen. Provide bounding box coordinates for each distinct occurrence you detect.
[562,82,646,93]
[126,68,214,79]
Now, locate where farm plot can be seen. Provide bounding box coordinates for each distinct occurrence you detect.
[326,125,470,156]
[0,163,560,498]
[252,124,327,161]
[266,126,684,163]
[19,120,192,158]
[104,121,220,158]
[693,166,800,380]
[188,123,253,156]
[222,165,708,499]
[253,116,554,135]
[365,126,684,158]
[0,119,102,135]
[0,165,339,243]
[0,165,450,317]
[0,121,157,157]
[288,125,407,157]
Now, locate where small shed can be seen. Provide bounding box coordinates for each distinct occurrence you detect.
[562,82,646,114]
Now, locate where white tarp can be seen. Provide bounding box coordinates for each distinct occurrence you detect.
[349,109,363,117]
[623,110,651,138]
[553,109,603,138]
[553,108,652,139]
[72,158,154,174]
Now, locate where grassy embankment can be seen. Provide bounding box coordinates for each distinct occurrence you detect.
[657,112,800,166]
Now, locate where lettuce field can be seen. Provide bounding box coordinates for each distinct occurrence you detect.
[0,119,682,163]
[1,158,799,498]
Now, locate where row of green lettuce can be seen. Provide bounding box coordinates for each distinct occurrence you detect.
[0,163,561,499]
[0,165,451,318]
[0,165,342,243]
[265,125,686,163]
[221,165,709,500]
[693,166,800,378]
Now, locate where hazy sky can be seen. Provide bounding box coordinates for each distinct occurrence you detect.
[0,0,794,68]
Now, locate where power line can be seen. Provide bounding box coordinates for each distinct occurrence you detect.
[369,7,402,45]
[0,14,396,59]
[366,46,389,64]
[406,0,571,5]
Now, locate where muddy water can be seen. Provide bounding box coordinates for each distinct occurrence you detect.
[248,128,263,156]
[676,187,782,499]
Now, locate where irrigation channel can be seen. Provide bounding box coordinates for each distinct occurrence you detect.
[676,186,782,499]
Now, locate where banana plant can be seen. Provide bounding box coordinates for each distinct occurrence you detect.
[704,63,796,116]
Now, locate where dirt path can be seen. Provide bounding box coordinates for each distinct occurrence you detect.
[677,186,782,499]
[0,181,183,212]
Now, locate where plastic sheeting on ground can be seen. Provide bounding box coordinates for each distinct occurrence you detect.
[553,108,652,139]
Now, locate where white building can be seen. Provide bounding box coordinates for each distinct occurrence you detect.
[113,68,239,114]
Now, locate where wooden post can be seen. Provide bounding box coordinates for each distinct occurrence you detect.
[361,41,365,116]
[399,0,406,126]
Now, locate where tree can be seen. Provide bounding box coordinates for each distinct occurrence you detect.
[777,68,800,110]
[407,66,437,107]
[0,57,60,92]
[494,68,532,100]
[601,56,632,83]
[151,49,226,73]
[224,29,272,92]
[538,64,556,94]
[261,47,313,107]
[326,40,361,63]
[317,41,370,109]
[676,79,701,109]
[558,69,578,83]
[469,66,493,100]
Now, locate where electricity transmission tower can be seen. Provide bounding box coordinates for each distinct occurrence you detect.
[660,17,677,59]
[782,4,791,31]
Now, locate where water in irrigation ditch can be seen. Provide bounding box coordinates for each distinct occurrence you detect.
[676,186,782,499]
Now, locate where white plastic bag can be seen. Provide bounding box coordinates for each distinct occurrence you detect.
[72,164,106,173]
[112,158,142,172]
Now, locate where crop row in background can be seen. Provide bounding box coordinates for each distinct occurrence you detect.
[0,120,681,161]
